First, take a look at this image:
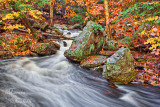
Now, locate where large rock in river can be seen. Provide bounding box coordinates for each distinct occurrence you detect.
[102,47,136,84]
[64,21,104,61]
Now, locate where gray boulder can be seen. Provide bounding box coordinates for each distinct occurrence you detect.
[64,21,104,62]
[103,47,136,84]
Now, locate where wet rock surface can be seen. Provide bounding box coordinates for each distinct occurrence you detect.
[64,21,104,62]
[103,47,136,84]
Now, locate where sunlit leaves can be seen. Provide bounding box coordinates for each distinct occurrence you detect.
[3,24,24,30]
[1,34,36,56]
[28,10,44,20]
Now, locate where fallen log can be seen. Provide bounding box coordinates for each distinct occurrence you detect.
[14,28,75,40]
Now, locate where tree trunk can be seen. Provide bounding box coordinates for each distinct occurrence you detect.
[104,0,112,39]
[50,2,54,25]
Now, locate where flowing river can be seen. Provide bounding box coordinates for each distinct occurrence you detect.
[0,30,160,107]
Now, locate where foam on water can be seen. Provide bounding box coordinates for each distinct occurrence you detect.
[118,86,139,107]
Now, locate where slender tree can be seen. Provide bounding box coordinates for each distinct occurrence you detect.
[50,1,54,25]
[104,0,111,39]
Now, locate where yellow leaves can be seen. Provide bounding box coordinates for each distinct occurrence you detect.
[143,16,160,22]
[28,28,31,34]
[0,0,7,3]
[149,43,160,50]
[13,12,20,17]
[143,1,159,5]
[3,24,24,30]
[28,10,44,20]
[2,13,14,20]
[144,27,160,50]
[144,37,157,45]
[139,30,149,37]
[2,42,5,47]
[2,12,20,21]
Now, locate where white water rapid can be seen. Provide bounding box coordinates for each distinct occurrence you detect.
[0,29,160,107]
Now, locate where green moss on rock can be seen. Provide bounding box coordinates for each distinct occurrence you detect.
[64,21,104,62]
[103,47,136,84]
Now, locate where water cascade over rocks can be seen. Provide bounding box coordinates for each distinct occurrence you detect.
[64,21,135,84]
[0,29,159,107]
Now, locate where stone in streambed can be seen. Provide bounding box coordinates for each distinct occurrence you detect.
[103,47,136,84]
[64,21,104,62]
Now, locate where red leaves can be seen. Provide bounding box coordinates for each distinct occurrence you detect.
[70,44,78,51]
[133,50,160,86]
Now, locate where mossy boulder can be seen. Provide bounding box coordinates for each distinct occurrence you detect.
[64,21,104,62]
[80,55,107,68]
[30,42,59,56]
[103,47,136,84]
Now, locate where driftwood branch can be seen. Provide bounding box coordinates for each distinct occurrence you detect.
[15,28,75,40]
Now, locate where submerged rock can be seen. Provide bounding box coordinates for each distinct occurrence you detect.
[80,55,107,68]
[64,21,104,61]
[103,47,136,84]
